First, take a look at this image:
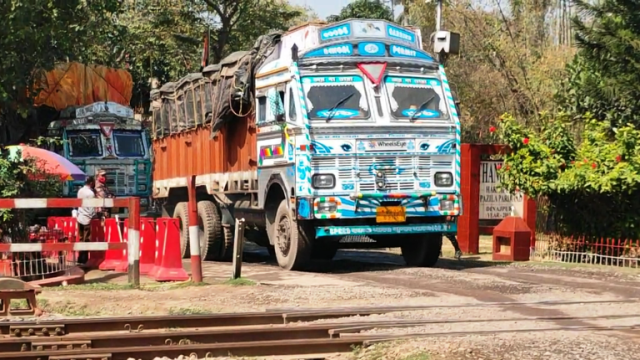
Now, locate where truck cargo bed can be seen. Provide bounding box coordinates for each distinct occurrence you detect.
[152,115,256,185]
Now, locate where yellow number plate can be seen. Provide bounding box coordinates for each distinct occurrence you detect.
[376,206,406,223]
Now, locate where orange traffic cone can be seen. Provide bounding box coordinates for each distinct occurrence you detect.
[117,218,156,274]
[153,218,189,282]
[148,218,167,278]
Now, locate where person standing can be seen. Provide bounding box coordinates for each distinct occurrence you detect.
[446,234,463,260]
[95,169,114,218]
[76,176,97,265]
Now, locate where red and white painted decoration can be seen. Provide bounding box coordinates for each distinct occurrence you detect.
[99,122,115,138]
[0,242,127,253]
[0,198,129,209]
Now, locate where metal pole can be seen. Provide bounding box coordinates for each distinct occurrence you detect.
[435,0,442,31]
[188,176,203,283]
[127,197,140,287]
[232,218,246,279]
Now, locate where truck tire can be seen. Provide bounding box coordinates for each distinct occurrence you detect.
[311,243,339,260]
[173,202,190,258]
[197,201,230,261]
[268,200,312,270]
[401,234,443,267]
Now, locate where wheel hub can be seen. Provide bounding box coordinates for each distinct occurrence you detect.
[276,215,291,256]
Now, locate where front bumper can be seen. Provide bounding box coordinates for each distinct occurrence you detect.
[316,222,457,238]
[297,193,461,220]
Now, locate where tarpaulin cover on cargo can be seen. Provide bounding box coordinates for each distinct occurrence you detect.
[150,32,281,138]
[33,62,133,111]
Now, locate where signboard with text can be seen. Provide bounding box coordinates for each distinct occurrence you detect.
[479,161,524,220]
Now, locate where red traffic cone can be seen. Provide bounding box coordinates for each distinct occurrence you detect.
[99,218,125,270]
[114,220,129,273]
[139,218,156,275]
[153,218,189,282]
[148,218,167,278]
[117,218,156,274]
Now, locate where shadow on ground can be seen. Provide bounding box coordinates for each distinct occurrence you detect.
[242,246,509,275]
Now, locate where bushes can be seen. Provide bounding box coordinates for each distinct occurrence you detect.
[493,113,640,239]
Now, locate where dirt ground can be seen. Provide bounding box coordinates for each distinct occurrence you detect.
[30,238,640,360]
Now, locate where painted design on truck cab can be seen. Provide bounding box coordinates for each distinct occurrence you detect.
[49,102,152,208]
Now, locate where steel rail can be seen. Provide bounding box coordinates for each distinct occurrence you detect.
[268,297,640,313]
[3,298,639,337]
[0,313,638,353]
[1,309,380,337]
[344,323,640,342]
[0,324,638,360]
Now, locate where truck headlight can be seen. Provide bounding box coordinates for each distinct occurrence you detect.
[312,174,335,189]
[316,201,337,214]
[440,200,454,211]
[138,185,147,191]
[434,172,453,187]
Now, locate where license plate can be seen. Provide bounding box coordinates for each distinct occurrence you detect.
[376,206,406,223]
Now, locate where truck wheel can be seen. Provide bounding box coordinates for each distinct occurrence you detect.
[197,201,230,261]
[173,202,190,259]
[311,243,339,260]
[401,234,443,267]
[268,200,312,270]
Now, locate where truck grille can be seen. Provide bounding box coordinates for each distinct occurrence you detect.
[310,156,453,192]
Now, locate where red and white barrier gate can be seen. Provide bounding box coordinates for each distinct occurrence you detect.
[0,197,141,286]
[98,217,188,281]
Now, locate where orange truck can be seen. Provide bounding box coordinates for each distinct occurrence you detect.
[150,20,461,271]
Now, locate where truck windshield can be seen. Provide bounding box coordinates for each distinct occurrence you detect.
[302,75,370,121]
[67,130,102,157]
[114,130,145,157]
[385,76,449,121]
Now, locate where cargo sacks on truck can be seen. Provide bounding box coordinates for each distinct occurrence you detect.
[150,32,282,139]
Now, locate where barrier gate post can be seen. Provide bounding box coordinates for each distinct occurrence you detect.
[0,197,137,285]
[128,197,141,287]
[188,176,203,283]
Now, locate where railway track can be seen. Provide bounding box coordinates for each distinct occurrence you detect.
[0,299,637,360]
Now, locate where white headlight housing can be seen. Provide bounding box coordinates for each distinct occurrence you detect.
[440,199,454,211]
[316,201,337,214]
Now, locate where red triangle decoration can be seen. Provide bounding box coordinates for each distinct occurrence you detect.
[99,122,115,138]
[357,62,387,86]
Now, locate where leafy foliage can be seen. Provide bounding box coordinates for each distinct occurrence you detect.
[555,0,640,129]
[0,0,123,109]
[494,113,640,238]
[400,1,574,143]
[116,2,208,111]
[0,139,62,242]
[327,0,394,22]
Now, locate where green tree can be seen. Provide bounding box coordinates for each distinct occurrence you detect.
[556,0,640,129]
[115,2,208,111]
[0,0,123,109]
[202,0,306,63]
[326,0,394,22]
[0,0,124,144]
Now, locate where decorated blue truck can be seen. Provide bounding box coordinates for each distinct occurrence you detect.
[150,19,462,270]
[48,102,152,212]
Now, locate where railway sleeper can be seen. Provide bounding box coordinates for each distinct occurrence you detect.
[48,353,111,360]
[30,340,92,351]
[10,324,66,337]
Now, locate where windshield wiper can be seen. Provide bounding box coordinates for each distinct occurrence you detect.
[409,95,436,121]
[325,92,355,122]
